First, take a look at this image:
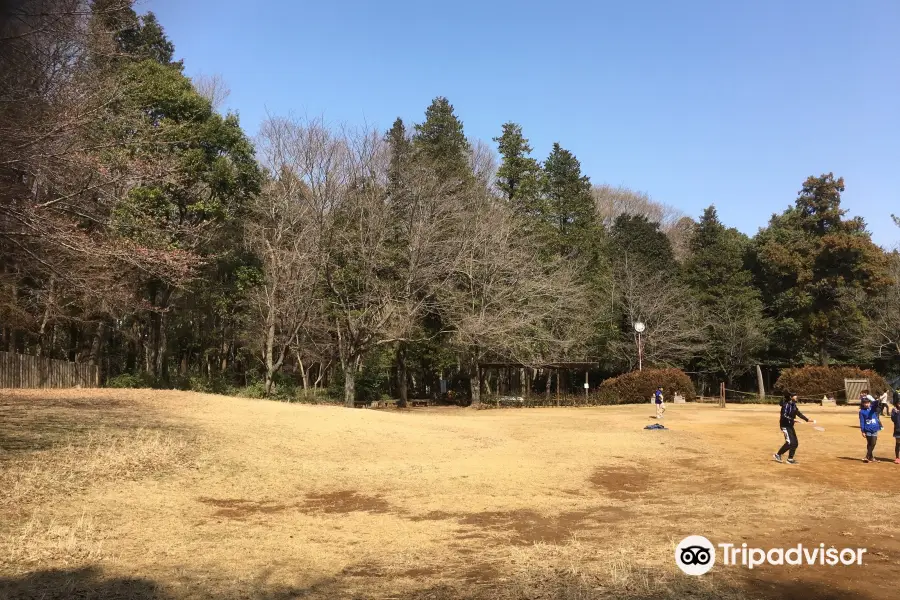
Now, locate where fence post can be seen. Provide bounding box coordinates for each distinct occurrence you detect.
[720,382,726,408]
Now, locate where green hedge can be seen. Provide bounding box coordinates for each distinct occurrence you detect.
[597,368,696,404]
[774,366,888,399]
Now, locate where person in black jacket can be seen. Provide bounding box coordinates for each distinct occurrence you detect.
[774,392,815,464]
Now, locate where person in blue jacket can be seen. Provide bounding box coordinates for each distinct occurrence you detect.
[859,390,882,463]
[891,398,900,465]
[654,386,665,419]
[773,392,814,464]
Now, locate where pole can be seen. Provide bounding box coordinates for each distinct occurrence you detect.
[720,382,726,408]
[584,369,589,403]
[638,332,643,371]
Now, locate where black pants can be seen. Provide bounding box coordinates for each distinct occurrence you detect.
[895,438,900,459]
[865,435,877,461]
[778,426,798,459]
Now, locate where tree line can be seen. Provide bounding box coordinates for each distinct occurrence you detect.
[2,1,897,406]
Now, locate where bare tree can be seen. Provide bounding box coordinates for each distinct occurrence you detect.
[316,125,401,406]
[192,72,230,110]
[667,215,697,263]
[702,301,769,386]
[592,184,686,232]
[246,117,333,394]
[468,137,498,195]
[438,196,588,406]
[867,250,900,360]
[609,258,703,369]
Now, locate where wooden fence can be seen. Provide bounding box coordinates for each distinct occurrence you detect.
[0,351,99,389]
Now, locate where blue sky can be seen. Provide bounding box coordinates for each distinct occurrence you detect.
[145,0,899,246]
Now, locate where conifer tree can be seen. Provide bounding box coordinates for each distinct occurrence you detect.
[414,97,470,183]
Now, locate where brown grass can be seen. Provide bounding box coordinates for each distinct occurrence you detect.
[1,389,898,600]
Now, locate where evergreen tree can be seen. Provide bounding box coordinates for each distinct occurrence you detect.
[685,206,767,383]
[386,117,413,193]
[91,1,179,68]
[684,206,753,302]
[494,122,542,212]
[609,214,676,273]
[541,143,596,260]
[413,97,470,182]
[96,2,261,382]
[751,174,889,365]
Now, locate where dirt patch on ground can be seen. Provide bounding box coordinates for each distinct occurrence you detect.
[725,516,900,600]
[456,507,629,545]
[460,562,502,584]
[589,465,651,499]
[302,490,391,514]
[196,497,290,519]
[407,510,455,522]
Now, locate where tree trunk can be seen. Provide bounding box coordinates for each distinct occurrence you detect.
[470,362,482,407]
[545,369,552,402]
[156,311,169,383]
[314,361,329,389]
[756,365,765,400]
[36,277,54,357]
[88,322,106,366]
[69,323,80,362]
[297,353,310,391]
[819,344,829,366]
[396,343,408,408]
[220,338,230,373]
[343,355,360,407]
[556,368,561,406]
[264,320,276,396]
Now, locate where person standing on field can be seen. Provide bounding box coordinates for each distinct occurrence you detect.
[774,392,815,464]
[891,398,900,465]
[859,390,882,463]
[654,386,665,419]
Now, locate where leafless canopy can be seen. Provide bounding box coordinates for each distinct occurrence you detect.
[192,72,230,110]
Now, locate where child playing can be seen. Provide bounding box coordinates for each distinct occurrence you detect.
[774,392,815,464]
[655,386,665,419]
[858,390,882,463]
[891,399,900,465]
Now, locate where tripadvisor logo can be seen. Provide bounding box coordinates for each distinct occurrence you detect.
[675,536,716,576]
[675,536,867,575]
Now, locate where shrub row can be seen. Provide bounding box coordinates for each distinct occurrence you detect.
[774,366,888,399]
[105,372,341,404]
[597,368,697,404]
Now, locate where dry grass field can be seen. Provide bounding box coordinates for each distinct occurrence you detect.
[1,389,899,600]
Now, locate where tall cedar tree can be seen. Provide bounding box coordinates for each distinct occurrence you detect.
[751,174,888,365]
[414,97,470,183]
[494,123,542,214]
[685,206,768,383]
[609,214,676,274]
[541,143,596,261]
[386,118,413,407]
[95,1,261,381]
[684,206,754,302]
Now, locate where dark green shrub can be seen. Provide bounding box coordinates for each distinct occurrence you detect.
[774,366,887,399]
[597,368,697,404]
[106,372,158,389]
